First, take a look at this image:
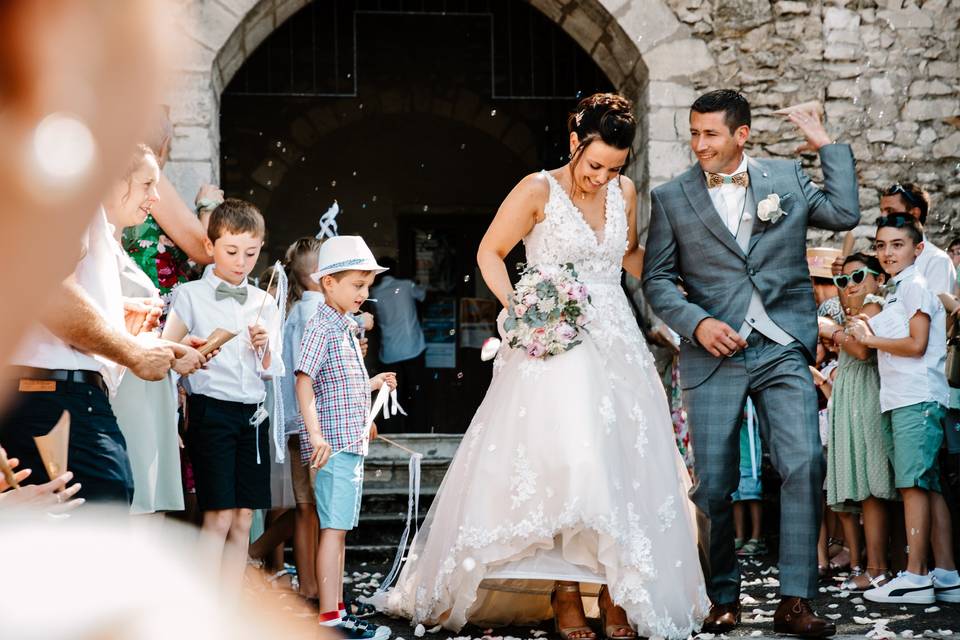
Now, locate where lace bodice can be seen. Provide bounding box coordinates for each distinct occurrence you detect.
[524,171,628,286]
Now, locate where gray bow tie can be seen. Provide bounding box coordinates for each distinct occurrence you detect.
[215,282,248,304]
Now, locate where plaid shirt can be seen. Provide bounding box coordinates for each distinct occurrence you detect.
[297,303,370,462]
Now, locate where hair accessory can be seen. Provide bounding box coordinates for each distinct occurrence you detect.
[575,111,584,127]
[316,201,341,240]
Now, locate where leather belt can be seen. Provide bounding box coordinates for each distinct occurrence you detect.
[9,367,107,395]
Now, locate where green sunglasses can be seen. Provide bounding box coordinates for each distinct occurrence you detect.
[832,267,879,289]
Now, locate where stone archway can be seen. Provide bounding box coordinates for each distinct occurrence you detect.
[167,0,715,225]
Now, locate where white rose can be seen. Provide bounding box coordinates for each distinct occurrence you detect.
[756,194,784,223]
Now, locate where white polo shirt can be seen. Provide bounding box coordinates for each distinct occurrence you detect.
[168,265,284,404]
[869,264,949,412]
[10,208,127,395]
[916,236,956,296]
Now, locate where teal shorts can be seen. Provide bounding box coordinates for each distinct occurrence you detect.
[732,417,763,502]
[881,402,944,493]
[314,452,364,530]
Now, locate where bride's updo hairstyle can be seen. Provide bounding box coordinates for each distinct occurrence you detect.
[566,93,637,170]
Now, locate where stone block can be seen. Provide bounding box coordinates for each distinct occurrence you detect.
[933,132,960,158]
[215,0,261,17]
[176,0,239,54]
[869,76,895,96]
[712,0,773,35]
[908,80,954,96]
[244,8,275,54]
[164,160,214,202]
[918,128,938,146]
[877,8,935,29]
[927,61,960,79]
[168,82,216,127]
[648,140,694,181]
[823,7,860,32]
[170,125,213,161]
[648,81,697,108]
[824,42,861,61]
[559,7,604,50]
[647,107,685,141]
[645,39,715,81]
[775,1,810,15]
[903,98,960,121]
[612,0,681,54]
[275,0,309,26]
[865,129,895,143]
[827,80,862,99]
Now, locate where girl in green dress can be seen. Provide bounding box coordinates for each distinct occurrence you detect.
[819,252,897,591]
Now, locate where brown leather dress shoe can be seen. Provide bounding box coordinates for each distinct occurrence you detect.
[773,597,836,637]
[701,601,740,633]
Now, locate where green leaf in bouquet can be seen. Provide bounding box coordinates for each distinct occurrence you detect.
[503,316,518,333]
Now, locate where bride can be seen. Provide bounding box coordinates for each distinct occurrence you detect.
[368,94,708,639]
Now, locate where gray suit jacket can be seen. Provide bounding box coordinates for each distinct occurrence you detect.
[642,145,860,389]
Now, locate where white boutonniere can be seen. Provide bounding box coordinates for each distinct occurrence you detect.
[756,194,788,224]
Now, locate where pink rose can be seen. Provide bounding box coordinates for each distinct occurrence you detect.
[514,304,528,317]
[573,284,588,302]
[556,323,577,342]
[527,341,546,358]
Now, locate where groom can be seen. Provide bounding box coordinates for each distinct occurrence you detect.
[643,90,859,637]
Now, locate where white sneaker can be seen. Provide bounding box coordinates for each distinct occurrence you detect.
[864,572,935,605]
[934,577,960,603]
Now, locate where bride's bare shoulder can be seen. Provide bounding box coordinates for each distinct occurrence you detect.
[513,171,551,201]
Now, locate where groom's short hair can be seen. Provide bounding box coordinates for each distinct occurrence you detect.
[691,90,751,134]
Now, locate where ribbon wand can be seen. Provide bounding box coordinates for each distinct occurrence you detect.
[252,262,281,361]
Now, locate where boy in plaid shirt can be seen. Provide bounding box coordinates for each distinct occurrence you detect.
[295,236,395,639]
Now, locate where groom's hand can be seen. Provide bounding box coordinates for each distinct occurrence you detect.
[694,318,748,358]
[784,108,832,154]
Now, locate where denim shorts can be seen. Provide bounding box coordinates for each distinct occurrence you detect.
[314,452,364,530]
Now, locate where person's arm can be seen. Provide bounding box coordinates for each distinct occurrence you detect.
[150,175,214,265]
[642,189,746,357]
[620,176,644,279]
[476,174,545,308]
[784,110,860,232]
[296,372,330,469]
[850,310,931,358]
[43,279,175,381]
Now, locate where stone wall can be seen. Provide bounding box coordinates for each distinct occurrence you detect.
[167,0,959,248]
[662,0,960,248]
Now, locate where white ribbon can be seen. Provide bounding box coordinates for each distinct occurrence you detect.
[329,383,407,459]
[746,398,758,480]
[270,260,289,463]
[316,201,341,240]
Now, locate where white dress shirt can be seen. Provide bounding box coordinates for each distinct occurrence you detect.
[869,264,949,412]
[370,275,427,364]
[169,265,284,404]
[706,155,751,236]
[11,208,127,395]
[916,236,956,296]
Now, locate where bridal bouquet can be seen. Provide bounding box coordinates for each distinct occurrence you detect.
[503,263,590,358]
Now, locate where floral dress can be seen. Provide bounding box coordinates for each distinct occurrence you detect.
[122,215,195,298]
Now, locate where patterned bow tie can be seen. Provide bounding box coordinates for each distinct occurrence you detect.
[215,282,248,304]
[880,280,898,297]
[706,171,749,189]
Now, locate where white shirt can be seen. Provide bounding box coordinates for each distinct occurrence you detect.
[280,291,324,432]
[369,275,427,364]
[11,208,127,395]
[705,155,751,236]
[916,236,956,296]
[169,265,284,404]
[869,264,949,412]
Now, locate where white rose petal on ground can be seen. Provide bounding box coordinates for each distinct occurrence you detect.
[414,624,426,637]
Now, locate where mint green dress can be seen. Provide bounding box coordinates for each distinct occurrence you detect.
[826,301,898,511]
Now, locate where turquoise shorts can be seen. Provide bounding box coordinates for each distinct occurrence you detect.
[732,414,763,502]
[314,452,364,530]
[881,402,944,493]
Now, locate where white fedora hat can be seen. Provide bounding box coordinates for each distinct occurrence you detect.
[310,235,388,282]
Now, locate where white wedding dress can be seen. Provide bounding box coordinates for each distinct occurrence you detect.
[368,171,708,638]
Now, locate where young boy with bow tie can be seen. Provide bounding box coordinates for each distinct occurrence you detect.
[162,199,284,586]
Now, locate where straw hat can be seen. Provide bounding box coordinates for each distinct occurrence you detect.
[806,247,842,279]
[309,236,388,282]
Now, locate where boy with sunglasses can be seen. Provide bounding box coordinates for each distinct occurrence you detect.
[846,214,955,604]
